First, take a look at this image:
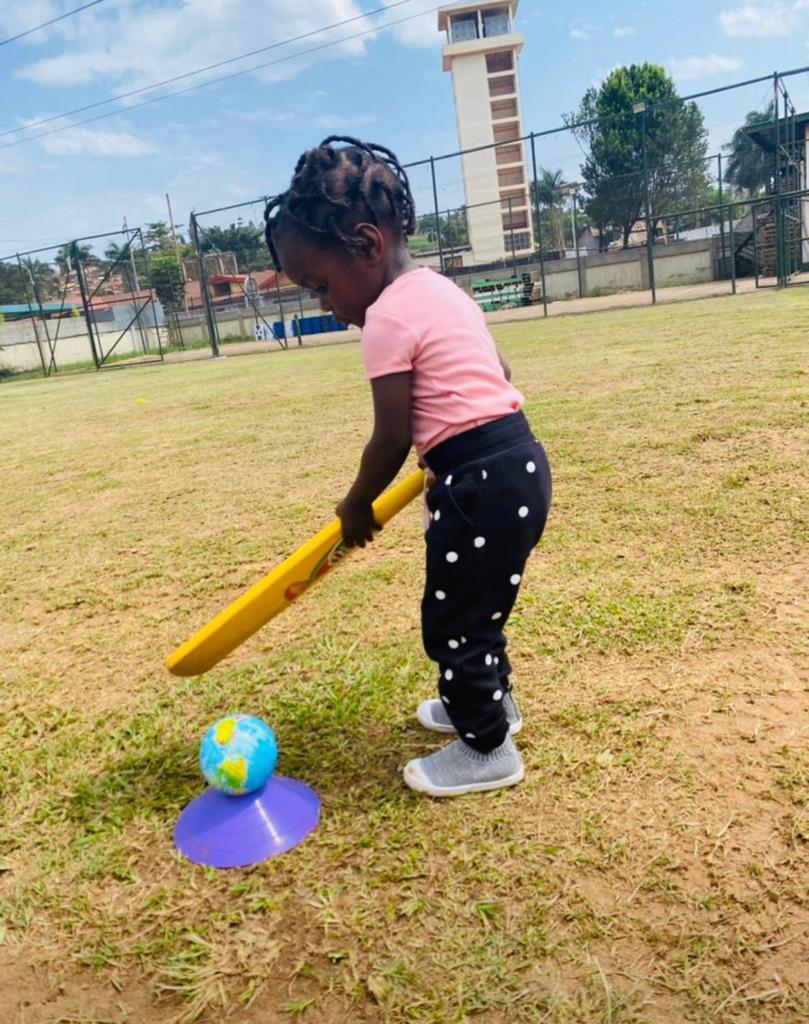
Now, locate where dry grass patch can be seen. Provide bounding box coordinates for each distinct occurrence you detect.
[1,288,807,1023]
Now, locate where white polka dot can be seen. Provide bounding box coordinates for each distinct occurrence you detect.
[434,509,441,521]
[448,639,459,649]
[444,669,453,681]
[465,733,476,739]
[461,636,467,644]
[493,689,503,701]
[485,654,493,666]
[442,695,450,704]
[491,611,502,621]
[474,536,486,548]
[526,461,536,473]
[482,469,488,480]
[435,590,446,600]
[510,574,521,585]
[494,657,500,665]
[445,474,453,485]
[446,551,459,563]
[518,506,529,518]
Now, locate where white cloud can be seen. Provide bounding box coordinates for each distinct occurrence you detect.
[12,0,435,94]
[570,27,590,40]
[382,0,441,48]
[314,113,377,130]
[41,128,156,157]
[718,1,809,37]
[669,54,743,80]
[18,115,157,156]
[613,25,636,38]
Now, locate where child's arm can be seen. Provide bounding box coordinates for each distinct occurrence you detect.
[337,372,413,547]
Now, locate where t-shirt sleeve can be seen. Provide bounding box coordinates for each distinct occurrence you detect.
[361,310,418,379]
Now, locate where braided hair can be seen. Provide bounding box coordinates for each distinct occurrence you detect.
[264,136,416,270]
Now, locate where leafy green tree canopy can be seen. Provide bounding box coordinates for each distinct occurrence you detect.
[724,105,774,197]
[570,63,709,247]
[197,221,266,272]
[150,253,185,314]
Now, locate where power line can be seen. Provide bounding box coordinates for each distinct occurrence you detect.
[1,0,418,140]
[0,6,439,151]
[0,0,108,47]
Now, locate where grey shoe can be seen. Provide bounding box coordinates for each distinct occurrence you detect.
[404,734,524,797]
[416,691,522,735]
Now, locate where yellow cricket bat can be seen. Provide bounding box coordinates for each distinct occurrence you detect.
[166,469,425,676]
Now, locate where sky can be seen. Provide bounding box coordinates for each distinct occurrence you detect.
[1,0,809,257]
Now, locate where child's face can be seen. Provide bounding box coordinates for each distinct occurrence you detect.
[276,227,387,328]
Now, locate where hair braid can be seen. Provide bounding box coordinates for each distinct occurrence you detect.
[264,136,417,270]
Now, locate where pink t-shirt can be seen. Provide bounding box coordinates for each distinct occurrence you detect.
[361,268,524,456]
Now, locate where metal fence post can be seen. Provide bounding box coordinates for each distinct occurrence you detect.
[508,196,517,271]
[572,188,583,298]
[637,103,656,304]
[74,250,101,368]
[729,205,736,294]
[430,156,444,274]
[274,274,287,349]
[773,73,783,286]
[529,132,548,317]
[718,152,727,277]
[190,213,220,357]
[752,204,760,287]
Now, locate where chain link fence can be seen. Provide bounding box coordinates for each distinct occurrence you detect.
[2,69,806,376]
[0,228,166,377]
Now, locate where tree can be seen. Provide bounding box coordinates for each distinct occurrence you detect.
[569,64,710,247]
[413,210,469,250]
[55,242,95,275]
[724,105,774,197]
[532,168,567,251]
[0,263,25,304]
[104,240,149,292]
[144,220,175,253]
[150,253,185,314]
[197,220,265,271]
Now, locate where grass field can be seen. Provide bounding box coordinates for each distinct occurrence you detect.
[1,290,807,1024]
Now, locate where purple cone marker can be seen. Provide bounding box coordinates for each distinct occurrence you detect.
[174,775,320,868]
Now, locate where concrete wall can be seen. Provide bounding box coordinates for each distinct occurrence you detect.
[448,237,717,300]
[451,52,505,264]
[0,314,160,373]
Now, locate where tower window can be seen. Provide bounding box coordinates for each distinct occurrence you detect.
[450,13,479,42]
[488,74,516,97]
[495,143,522,166]
[482,8,511,37]
[486,50,514,73]
[491,97,518,119]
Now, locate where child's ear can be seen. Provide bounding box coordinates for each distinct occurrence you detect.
[354,223,384,264]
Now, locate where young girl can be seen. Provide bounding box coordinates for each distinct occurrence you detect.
[265,136,551,797]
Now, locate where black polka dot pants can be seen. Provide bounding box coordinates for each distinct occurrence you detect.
[422,412,552,753]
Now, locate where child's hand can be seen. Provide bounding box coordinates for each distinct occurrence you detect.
[336,496,382,548]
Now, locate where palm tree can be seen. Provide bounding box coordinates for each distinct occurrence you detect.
[55,242,94,275]
[532,168,566,251]
[724,104,775,197]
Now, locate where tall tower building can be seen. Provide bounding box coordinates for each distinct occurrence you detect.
[438,1,532,265]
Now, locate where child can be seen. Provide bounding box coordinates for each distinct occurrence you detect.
[265,137,551,797]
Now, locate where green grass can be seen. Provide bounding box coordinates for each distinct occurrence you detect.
[0,289,807,1023]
